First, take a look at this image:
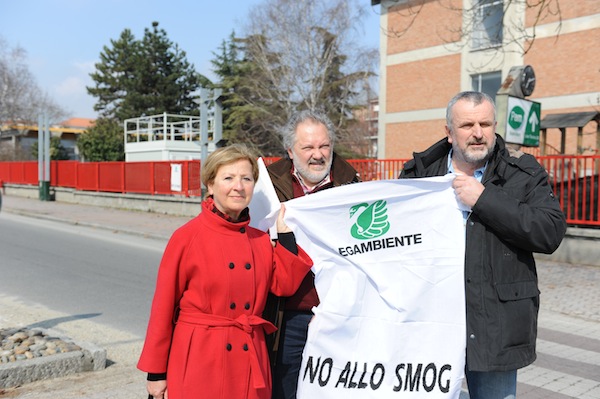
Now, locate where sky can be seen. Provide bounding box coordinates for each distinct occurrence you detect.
[1,0,382,121]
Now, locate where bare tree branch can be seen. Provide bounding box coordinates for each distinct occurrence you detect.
[0,36,66,125]
[238,0,377,153]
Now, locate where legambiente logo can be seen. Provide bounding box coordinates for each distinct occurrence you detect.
[349,200,390,240]
[340,200,422,256]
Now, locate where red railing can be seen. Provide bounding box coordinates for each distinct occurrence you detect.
[1,156,598,227]
[262,157,408,180]
[351,159,407,181]
[0,160,203,198]
[538,155,600,227]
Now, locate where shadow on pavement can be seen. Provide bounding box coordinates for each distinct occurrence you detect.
[25,313,102,330]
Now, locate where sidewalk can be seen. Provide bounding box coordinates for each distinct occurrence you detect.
[1,194,193,242]
[1,194,599,398]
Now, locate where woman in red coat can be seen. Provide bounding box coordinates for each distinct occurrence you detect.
[138,144,313,399]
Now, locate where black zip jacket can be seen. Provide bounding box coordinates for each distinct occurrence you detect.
[400,135,567,371]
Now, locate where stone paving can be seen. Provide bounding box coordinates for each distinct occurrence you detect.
[0,294,145,398]
[0,327,83,364]
[0,194,599,398]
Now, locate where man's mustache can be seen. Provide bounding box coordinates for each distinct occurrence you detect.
[467,140,486,146]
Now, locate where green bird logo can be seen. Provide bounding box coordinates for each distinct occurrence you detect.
[349,200,390,240]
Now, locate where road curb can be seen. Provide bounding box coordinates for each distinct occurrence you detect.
[4,208,171,241]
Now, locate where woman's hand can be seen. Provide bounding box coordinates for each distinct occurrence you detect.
[147,380,168,399]
[276,204,292,233]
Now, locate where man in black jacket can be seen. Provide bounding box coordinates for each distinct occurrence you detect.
[400,91,566,399]
[265,109,360,399]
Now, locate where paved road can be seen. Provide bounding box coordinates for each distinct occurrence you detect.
[0,212,162,337]
[0,194,599,398]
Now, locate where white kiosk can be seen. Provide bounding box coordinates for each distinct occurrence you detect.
[124,89,223,162]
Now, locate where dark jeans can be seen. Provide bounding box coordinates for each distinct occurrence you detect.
[272,311,312,399]
[465,368,517,399]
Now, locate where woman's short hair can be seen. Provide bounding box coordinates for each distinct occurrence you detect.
[201,144,259,188]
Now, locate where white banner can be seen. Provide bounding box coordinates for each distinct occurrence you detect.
[280,177,467,398]
[249,158,280,239]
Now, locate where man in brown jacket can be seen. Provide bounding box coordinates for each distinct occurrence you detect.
[265,109,360,399]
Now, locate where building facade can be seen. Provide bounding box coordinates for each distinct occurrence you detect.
[373,0,600,159]
[0,118,94,160]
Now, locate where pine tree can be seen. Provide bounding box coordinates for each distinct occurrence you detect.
[87,22,210,122]
[87,29,139,120]
[211,33,289,156]
[210,32,245,142]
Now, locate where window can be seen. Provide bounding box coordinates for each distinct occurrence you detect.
[471,71,502,99]
[472,0,504,49]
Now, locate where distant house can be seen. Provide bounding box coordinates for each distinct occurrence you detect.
[372,0,600,158]
[349,98,379,158]
[0,118,95,160]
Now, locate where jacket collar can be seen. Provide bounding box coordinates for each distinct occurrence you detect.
[268,152,359,199]
[408,134,509,183]
[201,197,251,233]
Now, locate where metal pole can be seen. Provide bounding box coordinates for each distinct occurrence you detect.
[37,115,43,185]
[164,112,168,141]
[37,113,51,200]
[213,89,223,144]
[44,114,50,182]
[200,88,209,167]
[199,88,210,197]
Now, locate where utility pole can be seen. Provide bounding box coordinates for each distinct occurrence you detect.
[196,88,224,195]
[37,114,51,201]
[198,88,224,164]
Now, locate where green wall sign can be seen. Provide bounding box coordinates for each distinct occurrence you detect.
[504,96,541,147]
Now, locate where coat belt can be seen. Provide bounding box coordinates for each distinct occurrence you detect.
[176,309,276,389]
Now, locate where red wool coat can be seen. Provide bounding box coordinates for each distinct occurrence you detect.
[137,200,313,399]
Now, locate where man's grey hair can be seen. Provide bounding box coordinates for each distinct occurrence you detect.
[446,91,496,131]
[280,109,336,150]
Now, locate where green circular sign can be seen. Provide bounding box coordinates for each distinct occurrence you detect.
[508,106,525,129]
